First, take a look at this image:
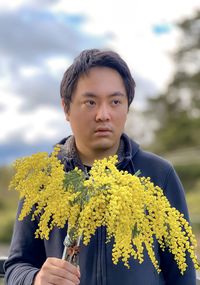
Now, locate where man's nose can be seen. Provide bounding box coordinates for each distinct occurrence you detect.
[95,104,111,121]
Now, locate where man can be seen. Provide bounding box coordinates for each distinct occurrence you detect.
[4,49,196,284]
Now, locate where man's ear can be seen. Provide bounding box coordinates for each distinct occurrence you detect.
[61,99,70,121]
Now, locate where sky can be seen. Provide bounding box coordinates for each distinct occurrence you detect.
[0,0,199,165]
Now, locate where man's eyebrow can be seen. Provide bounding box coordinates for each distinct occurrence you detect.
[109,92,126,97]
[81,92,126,97]
[81,92,97,98]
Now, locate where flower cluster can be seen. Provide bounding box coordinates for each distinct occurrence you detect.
[9,147,200,274]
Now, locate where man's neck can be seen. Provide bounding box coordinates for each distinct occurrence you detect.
[77,145,120,166]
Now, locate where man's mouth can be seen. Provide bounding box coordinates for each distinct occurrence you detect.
[94,127,112,136]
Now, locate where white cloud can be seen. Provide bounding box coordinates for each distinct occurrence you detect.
[22,107,70,143]
[0,92,25,141]
[0,0,26,10]
[0,92,71,143]
[53,0,200,31]
[45,56,71,78]
[2,0,199,92]
[52,0,199,90]
[19,66,42,77]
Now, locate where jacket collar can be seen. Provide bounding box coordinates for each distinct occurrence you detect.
[57,133,140,171]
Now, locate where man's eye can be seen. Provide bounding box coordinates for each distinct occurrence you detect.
[112,100,121,105]
[85,100,96,106]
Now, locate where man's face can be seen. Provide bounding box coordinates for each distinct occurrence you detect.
[64,66,128,163]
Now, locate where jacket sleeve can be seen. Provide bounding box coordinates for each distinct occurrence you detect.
[4,200,46,285]
[159,166,196,285]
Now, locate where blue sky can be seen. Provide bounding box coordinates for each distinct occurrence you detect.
[0,0,199,165]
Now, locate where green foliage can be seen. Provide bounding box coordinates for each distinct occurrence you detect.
[0,213,15,243]
[0,166,18,244]
[63,168,89,206]
[0,166,14,193]
[174,164,200,194]
[154,115,200,153]
[147,10,200,153]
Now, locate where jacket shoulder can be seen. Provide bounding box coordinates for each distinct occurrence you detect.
[135,147,172,168]
[131,143,175,188]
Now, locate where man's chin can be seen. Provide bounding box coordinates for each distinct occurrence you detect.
[92,139,117,152]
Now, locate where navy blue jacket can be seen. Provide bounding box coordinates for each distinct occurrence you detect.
[4,134,196,285]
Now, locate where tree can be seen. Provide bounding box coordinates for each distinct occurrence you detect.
[148,10,200,153]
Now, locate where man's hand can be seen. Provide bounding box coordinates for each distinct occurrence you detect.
[33,257,80,285]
